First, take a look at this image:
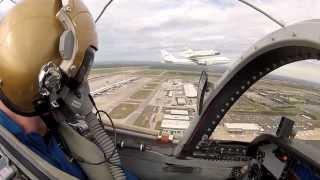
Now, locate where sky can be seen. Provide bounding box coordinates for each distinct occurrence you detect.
[0,0,320,83]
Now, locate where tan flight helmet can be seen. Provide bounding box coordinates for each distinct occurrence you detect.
[0,0,98,116]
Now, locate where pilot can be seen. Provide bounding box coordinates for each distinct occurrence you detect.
[0,0,125,179]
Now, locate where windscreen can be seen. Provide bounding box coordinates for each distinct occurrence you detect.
[1,0,317,143]
[81,0,320,143]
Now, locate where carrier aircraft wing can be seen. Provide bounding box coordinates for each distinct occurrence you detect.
[161,49,231,66]
[161,49,195,65]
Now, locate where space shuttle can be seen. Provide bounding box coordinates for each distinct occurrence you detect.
[161,48,231,66]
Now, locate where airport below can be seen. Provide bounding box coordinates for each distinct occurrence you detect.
[89,64,320,142]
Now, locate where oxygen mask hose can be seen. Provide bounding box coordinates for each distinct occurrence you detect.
[85,112,126,180]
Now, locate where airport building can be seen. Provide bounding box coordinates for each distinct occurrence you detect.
[163,114,190,121]
[90,76,138,97]
[224,123,264,133]
[176,97,187,105]
[168,79,182,86]
[160,119,191,138]
[184,83,197,98]
[159,79,197,140]
[160,112,192,139]
[169,110,189,115]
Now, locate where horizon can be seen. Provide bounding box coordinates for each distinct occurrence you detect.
[0,1,319,85]
[92,61,320,87]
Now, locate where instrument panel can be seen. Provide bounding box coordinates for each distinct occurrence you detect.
[193,141,250,162]
[245,134,320,180]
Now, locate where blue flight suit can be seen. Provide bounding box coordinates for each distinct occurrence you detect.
[0,111,87,180]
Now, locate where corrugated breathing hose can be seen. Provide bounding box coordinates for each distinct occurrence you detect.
[85,112,126,180]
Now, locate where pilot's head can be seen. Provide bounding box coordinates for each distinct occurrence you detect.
[0,0,98,116]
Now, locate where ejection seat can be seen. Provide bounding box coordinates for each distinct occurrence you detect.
[0,123,114,180]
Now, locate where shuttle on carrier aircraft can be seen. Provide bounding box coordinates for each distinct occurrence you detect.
[161,48,231,66]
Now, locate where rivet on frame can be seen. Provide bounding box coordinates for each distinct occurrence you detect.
[202,135,208,141]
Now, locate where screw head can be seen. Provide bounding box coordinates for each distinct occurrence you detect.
[68,65,77,76]
[65,6,72,12]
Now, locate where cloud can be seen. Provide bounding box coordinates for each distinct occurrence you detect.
[2,0,318,61]
[0,0,15,17]
[272,60,320,84]
[80,0,320,62]
[0,0,320,82]
[84,0,320,83]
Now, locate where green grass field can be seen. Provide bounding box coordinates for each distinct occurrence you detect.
[144,83,159,89]
[110,103,139,119]
[134,106,155,128]
[130,90,153,100]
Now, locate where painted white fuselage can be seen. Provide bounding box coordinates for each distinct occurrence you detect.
[161,49,231,66]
